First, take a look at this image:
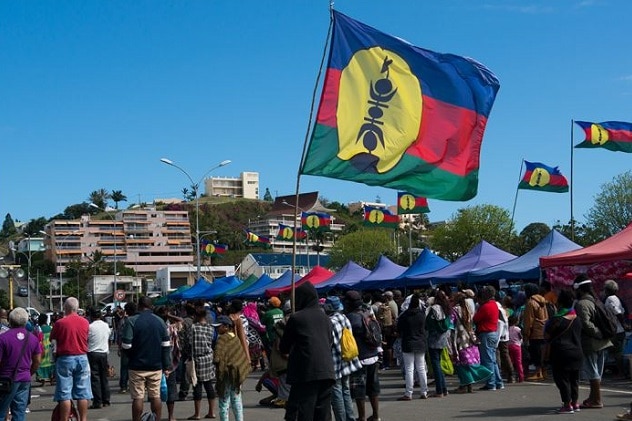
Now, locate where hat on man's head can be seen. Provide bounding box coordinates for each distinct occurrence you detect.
[462,289,475,298]
[211,315,234,327]
[383,291,394,298]
[344,290,363,310]
[323,296,344,314]
[268,297,281,308]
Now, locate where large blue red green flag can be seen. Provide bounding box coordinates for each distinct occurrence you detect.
[301,212,332,232]
[300,10,500,201]
[276,223,308,241]
[397,192,430,214]
[244,230,271,248]
[363,206,400,229]
[201,240,227,256]
[574,121,632,153]
[518,161,569,193]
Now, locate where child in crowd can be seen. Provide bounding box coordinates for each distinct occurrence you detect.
[508,315,524,383]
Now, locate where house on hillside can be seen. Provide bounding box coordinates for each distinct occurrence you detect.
[238,252,331,280]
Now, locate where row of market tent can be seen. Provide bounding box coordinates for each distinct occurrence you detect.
[158,225,632,303]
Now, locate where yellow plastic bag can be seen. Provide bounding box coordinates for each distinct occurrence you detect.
[440,347,454,375]
[341,327,359,361]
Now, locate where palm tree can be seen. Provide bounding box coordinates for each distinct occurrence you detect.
[110,190,127,209]
[88,189,111,210]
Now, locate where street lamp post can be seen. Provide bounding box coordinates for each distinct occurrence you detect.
[160,158,231,282]
[89,204,119,304]
[40,230,74,311]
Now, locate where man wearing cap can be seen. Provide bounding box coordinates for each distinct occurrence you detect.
[574,274,612,409]
[280,281,335,421]
[262,297,284,356]
[324,295,362,421]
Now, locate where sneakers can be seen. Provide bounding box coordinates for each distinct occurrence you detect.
[556,405,574,414]
[572,402,580,412]
[397,395,412,401]
[617,410,632,420]
[478,385,496,391]
[271,398,286,408]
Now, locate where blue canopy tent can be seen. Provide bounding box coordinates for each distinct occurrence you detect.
[315,261,371,293]
[167,278,211,301]
[240,270,299,300]
[353,255,408,291]
[408,241,516,286]
[217,274,259,300]
[385,249,451,289]
[182,275,242,301]
[229,273,276,299]
[468,230,582,283]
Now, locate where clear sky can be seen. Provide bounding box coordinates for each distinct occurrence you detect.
[1,0,631,233]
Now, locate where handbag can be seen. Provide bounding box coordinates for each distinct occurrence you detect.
[440,347,454,375]
[185,359,197,387]
[0,331,30,394]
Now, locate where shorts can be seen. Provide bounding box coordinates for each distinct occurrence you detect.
[582,349,606,380]
[129,370,162,400]
[54,355,93,401]
[350,363,380,400]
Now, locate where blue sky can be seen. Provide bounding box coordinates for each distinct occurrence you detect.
[1,0,631,233]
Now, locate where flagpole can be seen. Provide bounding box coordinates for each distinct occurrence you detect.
[291,6,334,312]
[510,159,524,230]
[570,118,575,241]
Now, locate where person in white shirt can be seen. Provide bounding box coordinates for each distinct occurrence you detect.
[88,308,112,409]
[603,280,627,377]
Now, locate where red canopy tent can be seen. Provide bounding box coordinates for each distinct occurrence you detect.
[540,224,632,304]
[265,265,334,297]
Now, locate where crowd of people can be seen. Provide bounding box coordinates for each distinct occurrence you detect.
[0,273,630,421]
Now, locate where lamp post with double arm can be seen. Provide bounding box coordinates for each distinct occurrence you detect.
[89,203,120,304]
[160,158,231,282]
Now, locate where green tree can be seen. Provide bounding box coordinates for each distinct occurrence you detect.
[110,190,127,209]
[22,217,49,236]
[511,222,551,255]
[429,204,515,261]
[88,189,111,209]
[328,228,396,270]
[263,188,273,202]
[552,219,601,247]
[585,171,632,239]
[1,213,17,238]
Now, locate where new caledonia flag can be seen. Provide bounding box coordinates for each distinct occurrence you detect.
[518,161,569,193]
[574,121,632,153]
[397,192,430,214]
[300,11,500,201]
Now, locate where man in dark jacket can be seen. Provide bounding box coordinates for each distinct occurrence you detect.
[279,281,335,421]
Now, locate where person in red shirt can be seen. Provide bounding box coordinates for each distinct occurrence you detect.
[473,286,504,391]
[50,297,91,421]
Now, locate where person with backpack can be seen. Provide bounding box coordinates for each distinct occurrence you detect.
[426,289,452,398]
[379,292,398,370]
[603,279,627,377]
[323,295,362,421]
[344,290,381,421]
[573,274,612,409]
[523,283,549,381]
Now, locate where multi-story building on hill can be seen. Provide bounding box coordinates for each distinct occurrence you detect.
[204,171,259,199]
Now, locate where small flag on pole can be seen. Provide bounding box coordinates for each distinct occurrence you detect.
[574,121,632,153]
[397,192,430,214]
[363,206,400,229]
[518,161,569,193]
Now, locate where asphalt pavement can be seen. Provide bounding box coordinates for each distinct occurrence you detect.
[22,346,632,421]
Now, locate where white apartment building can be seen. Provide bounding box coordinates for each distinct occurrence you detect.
[204,171,259,199]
